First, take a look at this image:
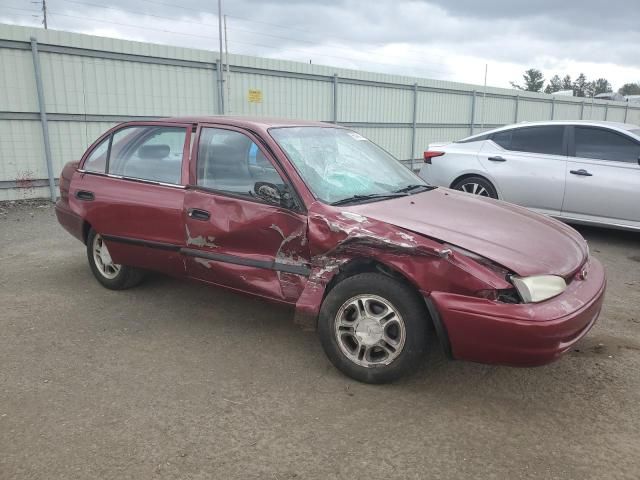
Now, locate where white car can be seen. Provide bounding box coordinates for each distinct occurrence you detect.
[418,120,640,231]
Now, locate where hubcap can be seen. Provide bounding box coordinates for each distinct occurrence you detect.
[92,234,121,279]
[460,182,490,197]
[334,295,406,368]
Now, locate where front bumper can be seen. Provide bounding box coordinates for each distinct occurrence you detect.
[429,257,606,366]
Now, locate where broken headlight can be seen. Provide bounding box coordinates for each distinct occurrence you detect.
[511,275,567,303]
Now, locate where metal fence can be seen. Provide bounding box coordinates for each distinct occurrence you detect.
[1,23,639,201]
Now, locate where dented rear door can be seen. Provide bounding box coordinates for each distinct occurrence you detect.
[182,125,310,302]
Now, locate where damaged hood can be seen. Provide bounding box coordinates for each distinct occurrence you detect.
[348,188,588,277]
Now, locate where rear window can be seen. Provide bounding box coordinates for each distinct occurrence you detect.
[456,133,490,143]
[506,126,564,155]
[491,130,513,149]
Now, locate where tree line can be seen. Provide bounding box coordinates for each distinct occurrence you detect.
[510,68,640,97]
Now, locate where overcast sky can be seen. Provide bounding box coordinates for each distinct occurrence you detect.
[2,0,639,90]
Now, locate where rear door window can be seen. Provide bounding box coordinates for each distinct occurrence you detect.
[83,136,110,173]
[509,126,565,155]
[109,126,187,184]
[574,127,640,163]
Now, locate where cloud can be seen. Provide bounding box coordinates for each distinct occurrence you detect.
[1,0,639,89]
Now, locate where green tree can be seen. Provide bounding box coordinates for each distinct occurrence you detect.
[510,68,545,92]
[562,75,573,91]
[618,83,640,95]
[573,73,590,97]
[544,74,563,94]
[591,78,612,96]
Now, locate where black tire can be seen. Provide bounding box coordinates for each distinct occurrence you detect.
[452,175,498,199]
[86,229,145,290]
[318,273,429,384]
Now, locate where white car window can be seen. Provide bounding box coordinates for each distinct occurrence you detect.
[575,127,640,164]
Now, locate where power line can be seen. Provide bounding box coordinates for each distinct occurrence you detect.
[54,0,218,29]
[39,8,447,76]
[225,13,450,63]
[0,6,41,14]
[54,0,450,67]
[47,10,219,41]
[2,3,451,78]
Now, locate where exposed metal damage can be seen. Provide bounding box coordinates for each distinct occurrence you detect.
[185,224,218,249]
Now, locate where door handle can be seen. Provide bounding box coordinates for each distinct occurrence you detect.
[75,190,94,201]
[187,208,210,221]
[570,169,593,177]
[488,156,506,162]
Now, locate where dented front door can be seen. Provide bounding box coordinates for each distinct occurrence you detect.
[182,125,310,302]
[182,190,309,302]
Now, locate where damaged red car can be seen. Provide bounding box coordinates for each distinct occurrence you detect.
[56,117,606,383]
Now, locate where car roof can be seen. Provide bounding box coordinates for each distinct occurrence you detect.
[462,120,640,142]
[160,115,334,129]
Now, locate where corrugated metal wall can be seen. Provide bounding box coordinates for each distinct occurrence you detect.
[1,23,639,200]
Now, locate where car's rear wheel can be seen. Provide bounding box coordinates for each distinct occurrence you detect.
[452,175,498,199]
[318,273,428,384]
[86,229,144,290]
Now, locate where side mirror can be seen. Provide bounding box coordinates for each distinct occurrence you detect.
[254,182,296,209]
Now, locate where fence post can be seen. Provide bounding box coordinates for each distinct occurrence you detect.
[625,103,629,123]
[604,102,608,121]
[332,74,338,124]
[580,101,585,120]
[551,97,555,120]
[470,90,476,135]
[216,59,224,114]
[30,37,56,203]
[514,95,519,123]
[410,83,418,169]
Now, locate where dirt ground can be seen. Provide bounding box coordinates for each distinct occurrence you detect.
[1,200,639,480]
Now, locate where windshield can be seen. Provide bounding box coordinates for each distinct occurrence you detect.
[270,127,427,204]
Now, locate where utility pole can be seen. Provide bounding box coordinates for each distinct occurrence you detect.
[481,63,487,129]
[224,14,230,113]
[217,0,225,114]
[42,0,48,29]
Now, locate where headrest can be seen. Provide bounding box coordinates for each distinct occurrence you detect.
[138,144,170,159]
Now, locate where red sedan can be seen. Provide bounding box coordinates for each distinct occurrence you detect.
[56,117,606,383]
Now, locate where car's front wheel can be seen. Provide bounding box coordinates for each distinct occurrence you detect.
[318,273,428,384]
[452,175,498,199]
[86,229,145,290]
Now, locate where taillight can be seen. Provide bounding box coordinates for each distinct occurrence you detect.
[424,151,445,164]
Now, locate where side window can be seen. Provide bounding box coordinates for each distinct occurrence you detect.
[197,128,287,199]
[109,126,187,184]
[83,136,110,173]
[509,126,564,155]
[575,127,640,163]
[491,130,512,149]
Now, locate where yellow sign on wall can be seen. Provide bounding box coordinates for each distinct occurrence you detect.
[248,89,263,103]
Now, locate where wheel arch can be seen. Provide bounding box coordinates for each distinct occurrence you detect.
[324,257,419,300]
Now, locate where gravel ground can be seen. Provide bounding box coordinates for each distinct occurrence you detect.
[1,201,639,480]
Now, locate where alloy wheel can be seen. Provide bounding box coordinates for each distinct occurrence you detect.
[460,182,490,196]
[92,234,122,279]
[334,294,406,367]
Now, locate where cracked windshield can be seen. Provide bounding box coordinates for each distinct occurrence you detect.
[270,127,428,204]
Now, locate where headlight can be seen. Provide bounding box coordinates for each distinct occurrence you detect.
[511,275,567,303]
